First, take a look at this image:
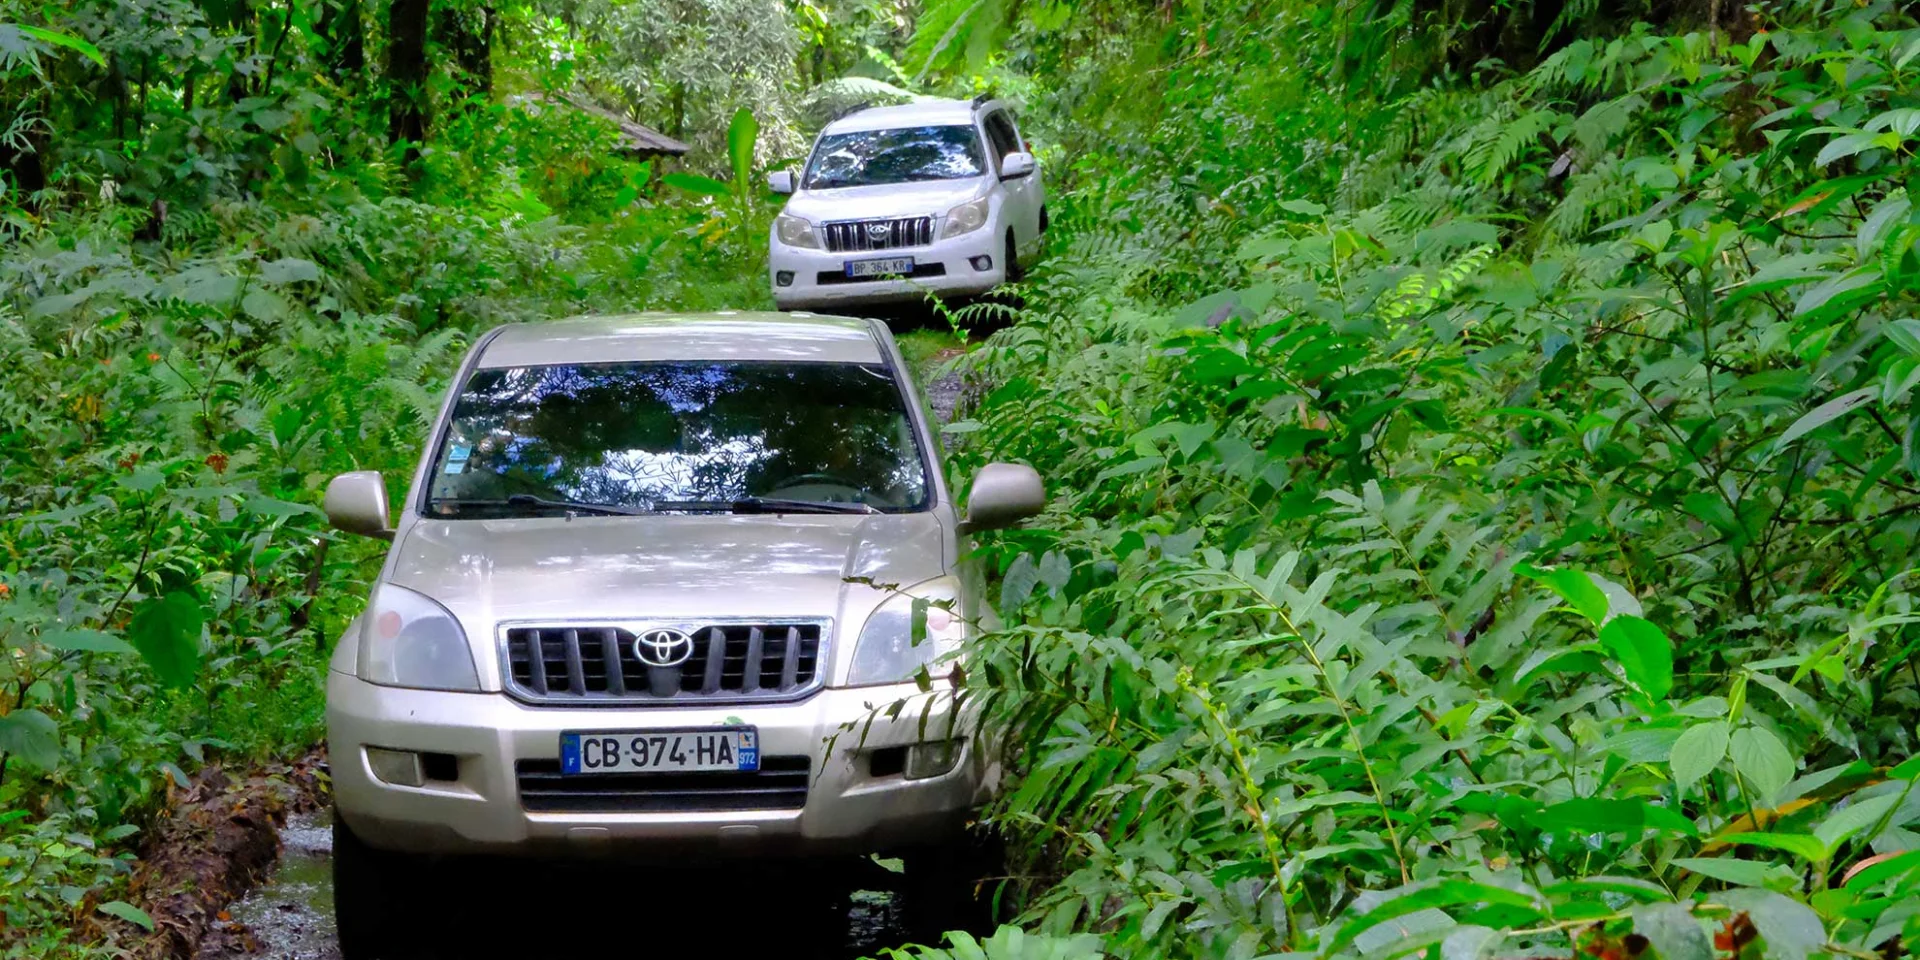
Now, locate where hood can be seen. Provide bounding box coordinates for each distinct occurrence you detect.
[784,178,989,223]
[387,513,950,690]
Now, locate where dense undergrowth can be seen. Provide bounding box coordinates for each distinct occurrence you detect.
[911,1,1920,958]
[8,0,1920,957]
[0,1,782,952]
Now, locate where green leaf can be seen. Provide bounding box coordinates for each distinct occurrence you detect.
[1886,318,1920,356]
[259,257,321,284]
[1631,903,1713,960]
[16,25,106,66]
[1774,387,1877,453]
[1669,857,1782,888]
[1599,615,1674,699]
[999,554,1039,615]
[1723,832,1827,861]
[726,108,759,199]
[37,628,136,655]
[663,171,731,198]
[1441,925,1501,960]
[1729,726,1795,805]
[1331,880,1542,953]
[1671,720,1731,788]
[0,710,60,768]
[1529,798,1697,837]
[241,287,290,322]
[1515,563,1608,625]
[128,592,205,689]
[97,900,154,931]
[1814,792,1901,853]
[1814,131,1882,166]
[1710,891,1825,960]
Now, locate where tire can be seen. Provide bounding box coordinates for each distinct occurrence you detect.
[333,812,442,960]
[902,828,1006,943]
[1004,230,1025,284]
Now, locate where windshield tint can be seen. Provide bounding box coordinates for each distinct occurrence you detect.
[804,125,985,189]
[425,361,929,516]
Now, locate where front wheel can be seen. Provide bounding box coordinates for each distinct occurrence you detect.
[902,828,1006,943]
[334,812,445,960]
[1004,230,1024,284]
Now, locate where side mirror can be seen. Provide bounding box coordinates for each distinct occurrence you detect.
[998,152,1036,181]
[325,471,394,540]
[959,463,1044,534]
[768,170,796,194]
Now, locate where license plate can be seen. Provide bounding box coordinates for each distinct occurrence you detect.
[845,256,914,278]
[560,728,759,774]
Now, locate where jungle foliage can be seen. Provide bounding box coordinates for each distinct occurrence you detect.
[8,0,1920,958]
[899,1,1920,959]
[0,0,842,952]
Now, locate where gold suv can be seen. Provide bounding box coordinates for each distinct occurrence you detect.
[319,312,1043,958]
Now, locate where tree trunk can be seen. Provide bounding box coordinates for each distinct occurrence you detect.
[224,0,254,105]
[318,0,366,84]
[435,4,493,96]
[387,0,432,169]
[1,92,49,207]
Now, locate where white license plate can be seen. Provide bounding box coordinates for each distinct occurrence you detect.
[845,256,914,278]
[560,728,759,775]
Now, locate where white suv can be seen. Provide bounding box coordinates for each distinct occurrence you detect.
[767,97,1046,311]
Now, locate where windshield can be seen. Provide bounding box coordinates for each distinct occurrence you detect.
[803,125,986,189]
[424,361,930,516]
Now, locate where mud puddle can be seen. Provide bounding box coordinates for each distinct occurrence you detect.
[197,810,912,960]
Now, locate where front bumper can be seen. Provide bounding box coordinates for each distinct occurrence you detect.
[327,671,990,859]
[769,231,1005,310]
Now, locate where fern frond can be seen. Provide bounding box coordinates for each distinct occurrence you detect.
[1465,108,1559,186]
[800,76,921,125]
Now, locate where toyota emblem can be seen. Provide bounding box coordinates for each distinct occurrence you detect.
[633,628,694,668]
[867,222,890,240]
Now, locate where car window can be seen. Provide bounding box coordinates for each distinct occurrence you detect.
[803,125,986,189]
[983,112,1021,161]
[425,361,930,514]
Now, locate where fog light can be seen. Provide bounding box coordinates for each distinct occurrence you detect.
[775,270,795,287]
[969,255,993,272]
[366,747,424,787]
[905,740,962,780]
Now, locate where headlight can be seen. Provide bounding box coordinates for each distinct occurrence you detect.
[775,214,819,249]
[358,583,480,691]
[943,198,990,238]
[847,577,967,686]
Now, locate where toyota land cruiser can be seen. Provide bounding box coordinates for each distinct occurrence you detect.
[320,312,1043,958]
[766,97,1045,311]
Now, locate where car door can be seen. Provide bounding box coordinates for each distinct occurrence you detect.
[1001,110,1044,237]
[982,109,1042,257]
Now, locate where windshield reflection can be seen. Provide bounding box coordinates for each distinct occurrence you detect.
[426,361,929,515]
[804,125,986,189]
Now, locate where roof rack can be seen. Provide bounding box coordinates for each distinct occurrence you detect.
[971,92,993,108]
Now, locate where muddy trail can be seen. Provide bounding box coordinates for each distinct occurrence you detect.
[197,808,919,960]
[191,356,972,960]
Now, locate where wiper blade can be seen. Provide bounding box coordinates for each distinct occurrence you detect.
[431,496,646,517]
[504,494,647,516]
[652,498,878,515]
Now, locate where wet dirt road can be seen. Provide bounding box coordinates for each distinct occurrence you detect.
[198,809,918,960]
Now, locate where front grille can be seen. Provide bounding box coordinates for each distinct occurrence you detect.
[503,623,825,705]
[817,263,947,286]
[516,756,810,812]
[823,217,934,252]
